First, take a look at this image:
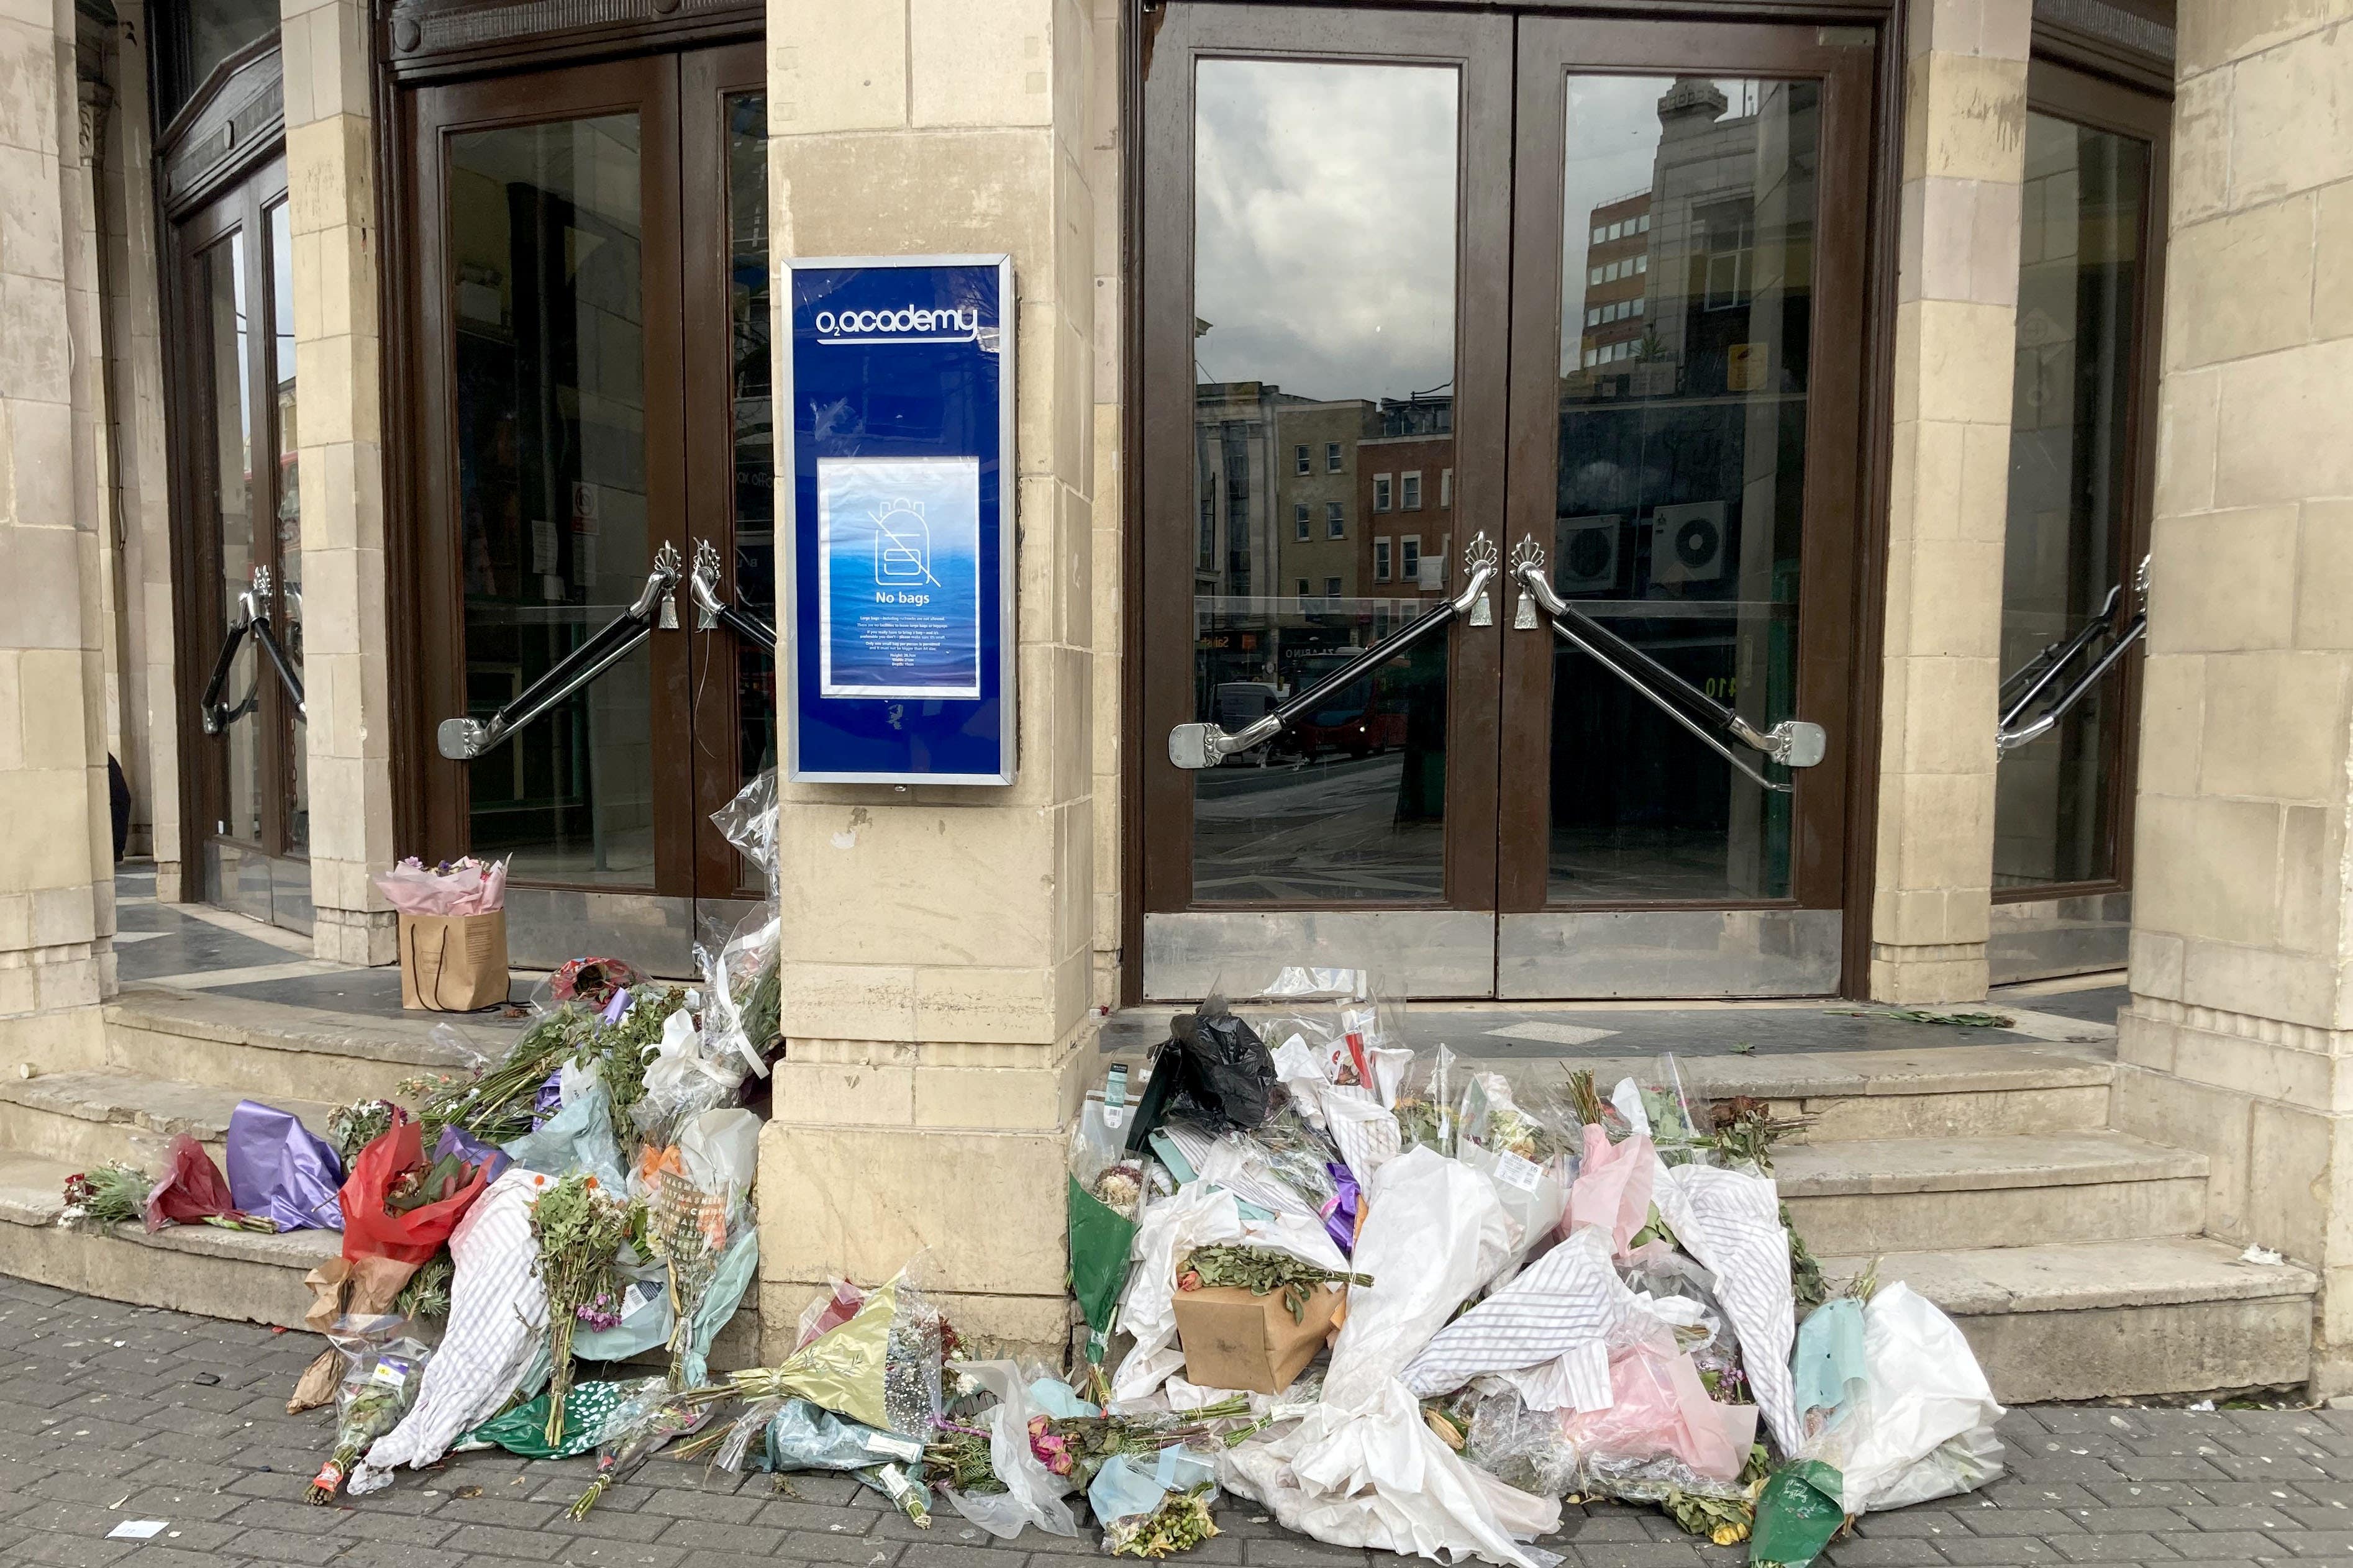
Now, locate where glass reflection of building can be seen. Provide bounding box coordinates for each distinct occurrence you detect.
[1190,381,1455,714]
[1549,76,1815,903]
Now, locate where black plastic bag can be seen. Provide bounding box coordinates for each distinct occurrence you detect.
[1124,1000,1280,1152]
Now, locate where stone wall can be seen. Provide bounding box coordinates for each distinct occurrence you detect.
[281,0,397,965]
[0,0,121,1072]
[1868,0,2031,1004]
[2116,0,2353,1395]
[756,0,1111,1357]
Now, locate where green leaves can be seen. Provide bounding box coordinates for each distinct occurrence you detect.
[1181,1245,1373,1325]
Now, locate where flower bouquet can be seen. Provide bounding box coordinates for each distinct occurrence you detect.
[146,1134,273,1233]
[307,1336,432,1503]
[339,1109,496,1265]
[565,1375,709,1518]
[60,1162,148,1232]
[1025,1397,1251,1490]
[528,1171,635,1446]
[1105,1483,1221,1559]
[641,1155,729,1384]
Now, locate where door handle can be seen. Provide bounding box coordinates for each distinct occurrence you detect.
[1169,533,1498,769]
[1995,555,2146,755]
[1512,538,1824,793]
[687,537,779,652]
[437,542,682,759]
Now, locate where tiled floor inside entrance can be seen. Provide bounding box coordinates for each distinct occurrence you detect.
[117,863,2125,1056]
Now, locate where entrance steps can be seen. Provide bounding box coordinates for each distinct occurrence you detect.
[0,986,760,1367]
[0,988,2322,1403]
[1559,1043,2318,1402]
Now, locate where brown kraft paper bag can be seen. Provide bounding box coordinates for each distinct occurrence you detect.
[1172,1280,1347,1395]
[287,1254,421,1412]
[397,910,510,1012]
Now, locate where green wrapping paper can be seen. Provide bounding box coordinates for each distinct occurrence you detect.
[1067,1176,1139,1364]
[460,1378,636,1459]
[1750,1460,1846,1567]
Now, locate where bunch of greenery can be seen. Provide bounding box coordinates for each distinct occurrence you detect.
[1179,1245,1373,1325]
[529,1173,638,1446]
[327,1099,398,1166]
[60,1164,150,1231]
[1105,1484,1221,1559]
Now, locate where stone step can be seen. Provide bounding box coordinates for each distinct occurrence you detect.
[0,1068,340,1172]
[0,1151,761,1367]
[104,986,505,1108]
[1629,1044,2117,1143]
[1823,1237,2318,1403]
[1777,1131,2208,1254]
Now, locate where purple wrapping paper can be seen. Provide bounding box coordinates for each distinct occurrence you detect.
[1322,1161,1361,1254]
[530,1070,564,1130]
[224,1101,345,1231]
[434,1123,511,1185]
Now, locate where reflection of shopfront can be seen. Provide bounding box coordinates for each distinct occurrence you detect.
[391,22,773,972]
[1138,7,1875,999]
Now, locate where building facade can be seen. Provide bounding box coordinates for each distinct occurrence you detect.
[15,0,2353,1380]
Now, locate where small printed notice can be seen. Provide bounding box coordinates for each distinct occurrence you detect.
[817,456,983,699]
[1491,1151,1544,1193]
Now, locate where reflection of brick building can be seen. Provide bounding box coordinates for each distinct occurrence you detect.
[1577,189,1652,369]
[1358,395,1455,609]
[1272,399,1373,602]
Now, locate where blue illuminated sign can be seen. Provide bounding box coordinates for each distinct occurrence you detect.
[783,256,1014,784]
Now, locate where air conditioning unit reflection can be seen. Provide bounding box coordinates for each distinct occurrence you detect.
[1554,514,1622,593]
[1649,501,1729,586]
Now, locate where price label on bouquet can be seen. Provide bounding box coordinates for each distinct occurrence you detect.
[781,255,1016,784]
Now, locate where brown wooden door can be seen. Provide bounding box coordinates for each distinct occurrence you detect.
[1136,7,1883,1000]
[406,47,769,969]
[173,155,312,928]
[1491,19,1875,997]
[1136,2,1517,997]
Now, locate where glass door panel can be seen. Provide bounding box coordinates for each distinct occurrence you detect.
[1493,20,1872,999]
[1994,111,2152,889]
[416,50,763,972]
[1987,65,2165,984]
[200,227,263,848]
[1188,57,1458,905]
[178,151,309,933]
[1137,4,1514,999]
[447,112,660,886]
[1542,73,1814,905]
[265,197,309,854]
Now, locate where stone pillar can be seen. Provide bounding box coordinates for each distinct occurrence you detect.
[98,0,178,888]
[0,0,119,1069]
[1867,0,2029,1004]
[281,0,396,964]
[2113,0,2353,1395]
[757,0,1106,1358]
[1085,0,1122,1010]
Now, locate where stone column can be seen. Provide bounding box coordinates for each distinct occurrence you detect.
[281,0,396,964]
[1867,0,2030,1004]
[757,0,1106,1358]
[98,0,179,889]
[2113,0,2353,1395]
[0,0,119,1070]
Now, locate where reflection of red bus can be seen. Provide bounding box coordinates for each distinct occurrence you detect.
[1290,664,1410,758]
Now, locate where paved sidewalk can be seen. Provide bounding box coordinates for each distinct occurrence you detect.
[0,1276,2346,1568]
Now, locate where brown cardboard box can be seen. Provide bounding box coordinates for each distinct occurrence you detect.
[397,911,511,1012]
[1172,1281,1346,1394]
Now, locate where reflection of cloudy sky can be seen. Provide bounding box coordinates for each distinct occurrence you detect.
[1193,60,1456,404]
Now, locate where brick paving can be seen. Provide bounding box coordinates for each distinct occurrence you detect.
[0,1274,2347,1568]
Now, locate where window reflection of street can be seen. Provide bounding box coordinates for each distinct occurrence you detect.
[1546,75,1816,906]
[1188,58,1459,904]
[1193,752,1446,904]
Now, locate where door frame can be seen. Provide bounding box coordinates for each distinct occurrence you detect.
[1492,18,1877,997]
[166,150,311,923]
[1124,2,1905,1002]
[1134,2,1517,996]
[405,53,693,893]
[1988,55,2171,912]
